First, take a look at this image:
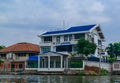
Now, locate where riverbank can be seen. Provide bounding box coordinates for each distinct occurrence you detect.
[0,69,111,76]
[0,65,111,76]
[0,74,118,83]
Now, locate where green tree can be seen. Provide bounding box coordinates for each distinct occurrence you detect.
[0,45,5,50]
[76,38,97,57]
[106,42,120,58]
[0,59,3,65]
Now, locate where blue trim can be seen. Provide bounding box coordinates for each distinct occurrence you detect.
[60,42,71,46]
[42,24,96,35]
[28,55,42,61]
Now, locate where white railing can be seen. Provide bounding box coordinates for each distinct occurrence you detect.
[25,68,38,70]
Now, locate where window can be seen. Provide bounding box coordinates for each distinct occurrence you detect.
[74,33,85,40]
[64,35,68,41]
[0,54,6,59]
[69,35,72,41]
[43,36,52,42]
[16,53,26,57]
[73,45,77,52]
[56,45,72,52]
[91,38,94,43]
[64,35,72,41]
[19,64,23,68]
[56,36,60,44]
[98,40,102,45]
[41,46,51,53]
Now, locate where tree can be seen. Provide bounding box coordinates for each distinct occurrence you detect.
[106,42,120,58]
[0,59,3,65]
[0,45,5,50]
[76,38,97,57]
[0,45,5,68]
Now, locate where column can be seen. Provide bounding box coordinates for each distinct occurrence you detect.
[54,59,56,68]
[44,59,46,68]
[51,46,53,52]
[66,57,68,68]
[38,55,40,70]
[72,35,75,41]
[25,61,26,68]
[61,56,63,68]
[48,56,50,69]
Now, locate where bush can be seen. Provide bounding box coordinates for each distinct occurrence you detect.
[89,71,98,76]
[108,58,117,63]
[75,71,86,75]
[69,61,83,68]
[101,69,108,76]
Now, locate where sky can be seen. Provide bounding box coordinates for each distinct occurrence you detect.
[0,0,120,46]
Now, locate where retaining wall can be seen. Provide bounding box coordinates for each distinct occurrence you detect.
[84,60,112,72]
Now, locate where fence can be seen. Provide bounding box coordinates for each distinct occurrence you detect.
[84,60,111,72]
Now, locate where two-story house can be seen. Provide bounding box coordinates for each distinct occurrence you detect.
[38,24,105,57]
[0,42,40,72]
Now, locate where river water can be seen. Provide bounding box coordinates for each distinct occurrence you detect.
[0,75,120,83]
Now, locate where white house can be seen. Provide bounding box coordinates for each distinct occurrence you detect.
[36,24,105,72]
[38,24,105,57]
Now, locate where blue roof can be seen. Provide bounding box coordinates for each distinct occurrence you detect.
[42,24,96,35]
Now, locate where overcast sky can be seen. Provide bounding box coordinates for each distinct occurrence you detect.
[0,0,119,46]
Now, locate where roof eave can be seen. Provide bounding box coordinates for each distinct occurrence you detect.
[39,31,89,37]
[89,24,105,40]
[0,50,40,54]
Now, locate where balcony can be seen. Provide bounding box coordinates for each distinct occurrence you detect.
[40,41,53,46]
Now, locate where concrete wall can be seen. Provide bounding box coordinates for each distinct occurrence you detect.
[84,60,112,72]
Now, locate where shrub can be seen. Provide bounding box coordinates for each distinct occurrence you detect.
[75,71,86,75]
[108,58,117,63]
[89,71,98,76]
[101,69,108,76]
[69,61,83,68]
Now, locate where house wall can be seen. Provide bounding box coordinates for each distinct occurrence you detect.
[40,33,86,54]
[0,52,38,72]
[6,53,29,61]
[84,60,111,72]
[11,61,25,71]
[0,61,11,71]
[40,29,103,57]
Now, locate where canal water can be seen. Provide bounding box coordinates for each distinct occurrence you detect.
[0,75,119,83]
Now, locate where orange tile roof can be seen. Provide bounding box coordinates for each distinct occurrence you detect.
[0,42,40,53]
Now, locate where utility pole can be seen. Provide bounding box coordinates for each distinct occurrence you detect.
[99,44,102,75]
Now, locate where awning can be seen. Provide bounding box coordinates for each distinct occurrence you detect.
[56,42,72,46]
[28,55,42,61]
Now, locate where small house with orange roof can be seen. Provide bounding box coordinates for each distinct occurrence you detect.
[0,42,40,72]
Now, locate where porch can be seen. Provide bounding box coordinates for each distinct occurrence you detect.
[38,52,68,72]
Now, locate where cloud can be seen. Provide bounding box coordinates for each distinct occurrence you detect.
[88,1,105,12]
[0,27,43,46]
[0,0,110,29]
[0,0,114,46]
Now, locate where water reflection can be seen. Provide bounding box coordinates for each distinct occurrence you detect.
[0,75,120,83]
